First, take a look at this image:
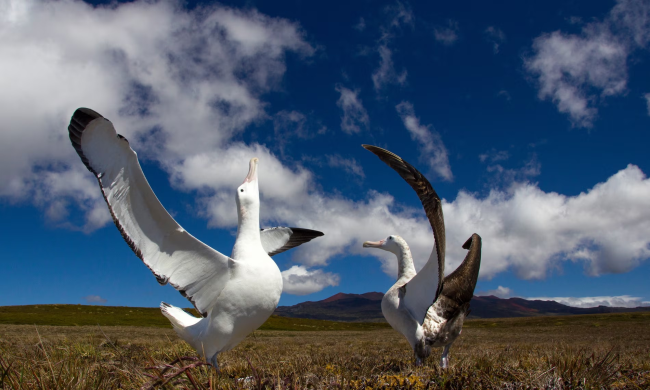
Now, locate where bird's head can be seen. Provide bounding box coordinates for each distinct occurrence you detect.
[363,235,407,255]
[236,158,260,210]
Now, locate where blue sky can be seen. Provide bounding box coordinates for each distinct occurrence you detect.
[1,0,649,309]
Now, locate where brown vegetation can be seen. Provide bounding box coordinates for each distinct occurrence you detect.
[1,312,649,389]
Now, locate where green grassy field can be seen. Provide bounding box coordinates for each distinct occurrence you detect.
[1,307,649,389]
[0,304,390,331]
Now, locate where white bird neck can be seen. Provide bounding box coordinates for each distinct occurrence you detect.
[235,200,261,244]
[394,242,417,283]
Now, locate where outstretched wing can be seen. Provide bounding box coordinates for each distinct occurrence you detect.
[363,144,445,324]
[260,227,324,256]
[441,234,481,308]
[69,108,232,317]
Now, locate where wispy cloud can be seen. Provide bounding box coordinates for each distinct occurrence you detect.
[281,265,340,295]
[335,85,370,134]
[371,1,412,92]
[272,110,326,154]
[484,26,506,53]
[326,155,365,179]
[386,1,414,29]
[83,295,107,304]
[395,102,453,181]
[483,154,541,188]
[496,90,512,101]
[645,93,650,115]
[528,295,650,308]
[434,20,459,46]
[524,0,650,127]
[372,45,408,91]
[354,17,366,32]
[479,149,510,163]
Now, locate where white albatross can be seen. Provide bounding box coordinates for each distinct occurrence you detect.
[361,145,481,368]
[68,108,324,369]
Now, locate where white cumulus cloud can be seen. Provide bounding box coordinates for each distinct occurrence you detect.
[0,0,313,231]
[444,164,650,279]
[528,295,650,308]
[281,265,340,295]
[477,286,513,298]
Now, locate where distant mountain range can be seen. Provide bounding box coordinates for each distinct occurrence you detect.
[274,292,650,322]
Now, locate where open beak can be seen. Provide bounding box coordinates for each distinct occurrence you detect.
[363,240,384,248]
[243,158,259,183]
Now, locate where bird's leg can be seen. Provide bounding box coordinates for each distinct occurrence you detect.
[440,344,451,369]
[209,353,220,371]
[413,338,429,366]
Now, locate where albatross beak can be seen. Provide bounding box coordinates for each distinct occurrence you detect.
[244,158,259,183]
[363,240,384,248]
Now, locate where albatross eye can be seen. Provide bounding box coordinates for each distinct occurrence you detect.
[389,236,393,240]
[240,189,244,192]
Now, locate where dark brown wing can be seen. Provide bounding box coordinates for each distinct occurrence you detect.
[441,233,481,307]
[363,144,445,299]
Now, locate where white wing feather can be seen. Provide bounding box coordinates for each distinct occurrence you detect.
[77,115,232,316]
[402,250,440,325]
[260,227,293,255]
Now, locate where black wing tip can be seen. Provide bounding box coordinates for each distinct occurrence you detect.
[265,227,325,257]
[73,107,103,119]
[70,108,104,131]
[290,227,325,237]
[261,226,325,237]
[68,107,105,174]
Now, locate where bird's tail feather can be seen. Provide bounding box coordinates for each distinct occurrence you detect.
[160,302,201,339]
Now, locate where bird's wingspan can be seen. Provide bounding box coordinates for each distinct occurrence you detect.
[69,108,232,317]
[363,144,445,324]
[260,227,324,257]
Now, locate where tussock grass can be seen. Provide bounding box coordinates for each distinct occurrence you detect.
[0,312,649,389]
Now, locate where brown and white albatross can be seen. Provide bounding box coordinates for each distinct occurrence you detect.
[68,107,324,369]
[362,145,481,368]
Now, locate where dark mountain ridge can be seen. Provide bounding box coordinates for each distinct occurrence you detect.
[274,293,650,322]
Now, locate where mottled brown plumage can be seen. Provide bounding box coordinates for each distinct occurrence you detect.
[441,234,482,311]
